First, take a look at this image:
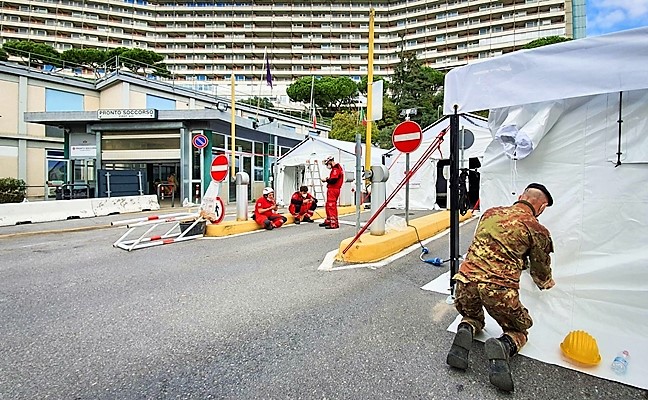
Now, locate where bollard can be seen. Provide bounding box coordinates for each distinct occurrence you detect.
[369,165,389,236]
[235,171,250,221]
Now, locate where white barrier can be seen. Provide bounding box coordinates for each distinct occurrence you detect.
[0,195,160,227]
[91,195,159,217]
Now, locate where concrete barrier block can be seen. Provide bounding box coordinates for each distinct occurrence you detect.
[91,195,160,216]
[0,199,95,226]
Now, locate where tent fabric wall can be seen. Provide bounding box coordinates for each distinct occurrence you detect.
[443,27,648,114]
[386,115,489,210]
[274,136,387,206]
[443,28,648,389]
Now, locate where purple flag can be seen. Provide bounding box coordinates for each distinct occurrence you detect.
[265,54,273,89]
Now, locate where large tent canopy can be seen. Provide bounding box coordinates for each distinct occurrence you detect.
[443,27,648,390]
[274,136,387,206]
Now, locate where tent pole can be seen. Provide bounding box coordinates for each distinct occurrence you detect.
[449,107,460,297]
[615,91,624,167]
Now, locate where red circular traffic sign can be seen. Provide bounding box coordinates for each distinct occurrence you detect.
[213,196,225,224]
[392,120,423,153]
[192,133,208,149]
[210,155,229,182]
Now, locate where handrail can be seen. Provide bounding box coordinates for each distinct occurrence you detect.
[60,183,91,199]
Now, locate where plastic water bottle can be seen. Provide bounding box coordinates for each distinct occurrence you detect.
[611,350,630,375]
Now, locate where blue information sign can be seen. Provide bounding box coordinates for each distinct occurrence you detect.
[192,134,208,149]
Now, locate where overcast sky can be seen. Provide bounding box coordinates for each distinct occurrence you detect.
[587,0,648,36]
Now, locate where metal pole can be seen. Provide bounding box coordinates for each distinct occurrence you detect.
[235,172,249,221]
[405,153,410,225]
[105,171,111,198]
[449,108,460,297]
[355,132,362,233]
[137,170,143,196]
[230,73,236,181]
[364,8,375,180]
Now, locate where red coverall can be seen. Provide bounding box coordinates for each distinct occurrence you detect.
[254,195,286,229]
[323,163,344,228]
[289,191,317,220]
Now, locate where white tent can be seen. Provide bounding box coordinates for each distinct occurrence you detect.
[443,27,648,389]
[385,114,490,210]
[274,136,387,207]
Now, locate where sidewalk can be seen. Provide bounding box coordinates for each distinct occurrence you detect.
[0,201,245,239]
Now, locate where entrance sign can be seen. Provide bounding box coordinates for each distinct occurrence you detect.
[392,120,423,153]
[192,134,208,149]
[210,155,229,182]
[97,109,157,119]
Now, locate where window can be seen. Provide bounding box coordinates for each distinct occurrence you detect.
[45,89,83,138]
[146,94,175,110]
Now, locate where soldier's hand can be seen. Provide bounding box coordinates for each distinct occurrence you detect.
[540,278,555,290]
[321,178,327,183]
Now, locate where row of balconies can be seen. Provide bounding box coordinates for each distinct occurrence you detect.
[7,0,565,24]
[5,9,564,43]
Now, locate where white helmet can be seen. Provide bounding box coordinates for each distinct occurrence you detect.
[323,155,334,164]
[262,187,274,195]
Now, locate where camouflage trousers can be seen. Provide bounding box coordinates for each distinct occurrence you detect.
[454,280,533,350]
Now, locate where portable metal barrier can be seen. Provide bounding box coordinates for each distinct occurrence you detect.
[112,212,204,251]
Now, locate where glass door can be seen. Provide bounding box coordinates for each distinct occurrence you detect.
[228,155,252,203]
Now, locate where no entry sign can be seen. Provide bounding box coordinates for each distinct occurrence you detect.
[192,133,208,149]
[392,120,423,153]
[210,155,229,182]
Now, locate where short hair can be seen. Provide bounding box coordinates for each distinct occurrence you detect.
[299,185,308,192]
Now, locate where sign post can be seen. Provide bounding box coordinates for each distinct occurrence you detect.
[192,134,209,203]
[392,120,422,225]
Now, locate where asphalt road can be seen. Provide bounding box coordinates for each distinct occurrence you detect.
[0,212,645,399]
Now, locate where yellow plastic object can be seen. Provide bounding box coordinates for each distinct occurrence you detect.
[560,330,601,367]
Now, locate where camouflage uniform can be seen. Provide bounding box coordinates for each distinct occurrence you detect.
[454,204,554,350]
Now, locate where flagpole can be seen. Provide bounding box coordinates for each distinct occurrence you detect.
[230,73,236,181]
[309,75,316,129]
[255,47,266,123]
[364,7,375,177]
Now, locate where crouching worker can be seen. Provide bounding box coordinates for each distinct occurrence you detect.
[254,187,287,230]
[289,185,317,224]
[446,183,556,392]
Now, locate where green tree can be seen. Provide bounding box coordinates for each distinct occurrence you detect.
[286,76,359,114]
[61,48,108,69]
[240,97,275,110]
[2,40,63,67]
[389,51,445,129]
[105,47,169,77]
[522,36,572,49]
[0,47,8,61]
[357,75,389,95]
[329,111,366,142]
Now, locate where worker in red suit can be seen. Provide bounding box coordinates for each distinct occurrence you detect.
[319,155,344,229]
[289,185,318,224]
[254,187,287,230]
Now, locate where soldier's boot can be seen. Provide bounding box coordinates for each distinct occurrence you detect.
[485,335,517,392]
[446,322,474,370]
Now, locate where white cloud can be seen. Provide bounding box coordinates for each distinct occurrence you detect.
[596,0,648,19]
[588,0,648,35]
[590,9,626,30]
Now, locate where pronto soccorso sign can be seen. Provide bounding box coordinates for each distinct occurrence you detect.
[97,109,157,119]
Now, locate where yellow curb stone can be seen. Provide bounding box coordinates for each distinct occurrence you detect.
[336,210,473,263]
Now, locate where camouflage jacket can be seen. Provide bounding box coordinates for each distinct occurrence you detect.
[455,203,554,289]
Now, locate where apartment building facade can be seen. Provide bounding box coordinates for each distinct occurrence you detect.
[0,0,586,103]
